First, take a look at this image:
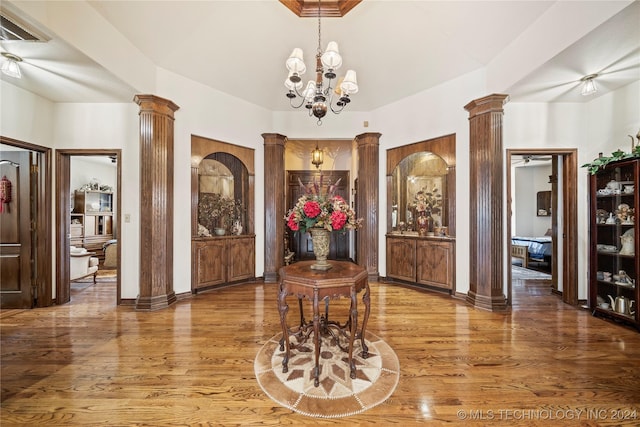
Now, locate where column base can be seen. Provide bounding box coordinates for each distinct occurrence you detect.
[135,292,177,311]
[466,290,508,312]
[264,271,278,283]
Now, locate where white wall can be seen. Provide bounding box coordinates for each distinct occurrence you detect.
[369,68,487,296]
[0,81,54,144]
[53,103,140,298]
[513,165,553,237]
[156,68,272,295]
[505,80,640,300]
[70,157,117,193]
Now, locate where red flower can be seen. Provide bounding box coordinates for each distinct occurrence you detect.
[303,200,321,218]
[330,211,347,230]
[287,213,299,231]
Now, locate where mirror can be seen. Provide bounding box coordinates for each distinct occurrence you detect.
[197,153,248,236]
[537,190,551,216]
[391,152,449,231]
[199,159,234,197]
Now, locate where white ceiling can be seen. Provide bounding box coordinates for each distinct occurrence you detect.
[0,1,638,109]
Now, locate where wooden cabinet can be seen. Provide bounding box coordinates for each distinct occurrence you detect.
[71,190,114,252]
[589,159,639,329]
[386,234,455,292]
[386,237,416,282]
[417,239,455,290]
[192,235,255,292]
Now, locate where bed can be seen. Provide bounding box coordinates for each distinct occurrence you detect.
[511,236,552,262]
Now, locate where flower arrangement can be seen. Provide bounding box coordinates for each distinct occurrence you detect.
[198,193,241,232]
[411,186,442,215]
[285,176,362,233]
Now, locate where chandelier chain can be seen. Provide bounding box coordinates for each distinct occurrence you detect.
[317,0,322,55]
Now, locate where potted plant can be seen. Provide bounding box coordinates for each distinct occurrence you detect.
[198,193,237,236]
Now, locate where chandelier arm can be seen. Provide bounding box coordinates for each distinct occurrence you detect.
[289,94,308,109]
[328,97,346,114]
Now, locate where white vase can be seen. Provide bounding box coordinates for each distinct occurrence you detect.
[214,227,226,236]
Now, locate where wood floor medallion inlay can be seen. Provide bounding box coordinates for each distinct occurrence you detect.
[254,331,399,418]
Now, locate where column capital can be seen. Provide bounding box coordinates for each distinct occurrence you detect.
[262,133,287,147]
[464,94,509,117]
[134,94,180,116]
[355,132,382,148]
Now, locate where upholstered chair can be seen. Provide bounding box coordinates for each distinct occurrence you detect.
[70,246,99,283]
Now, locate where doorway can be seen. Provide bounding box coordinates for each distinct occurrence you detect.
[55,150,121,305]
[507,149,578,306]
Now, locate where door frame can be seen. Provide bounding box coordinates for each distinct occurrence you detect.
[55,149,122,305]
[0,136,52,307]
[506,148,578,305]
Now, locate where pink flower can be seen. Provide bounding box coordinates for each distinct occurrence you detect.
[303,201,321,218]
[330,211,347,230]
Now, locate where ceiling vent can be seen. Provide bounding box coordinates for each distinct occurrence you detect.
[0,10,49,42]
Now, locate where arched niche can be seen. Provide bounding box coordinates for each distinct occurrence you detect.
[392,152,449,230]
[386,133,456,236]
[191,135,255,237]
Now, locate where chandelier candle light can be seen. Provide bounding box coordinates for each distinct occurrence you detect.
[284,0,358,125]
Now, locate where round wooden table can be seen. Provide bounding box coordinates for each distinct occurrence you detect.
[277,260,370,387]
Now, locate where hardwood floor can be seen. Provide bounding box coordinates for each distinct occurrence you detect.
[1,275,639,426]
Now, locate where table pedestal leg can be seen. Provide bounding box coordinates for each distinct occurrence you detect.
[312,289,320,387]
[277,284,290,373]
[348,287,357,379]
[360,283,371,358]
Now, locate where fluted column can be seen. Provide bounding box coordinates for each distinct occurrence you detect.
[263,133,287,283]
[355,132,380,281]
[464,94,508,311]
[134,94,180,310]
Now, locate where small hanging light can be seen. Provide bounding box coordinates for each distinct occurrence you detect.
[1,52,23,79]
[311,142,324,169]
[580,74,598,96]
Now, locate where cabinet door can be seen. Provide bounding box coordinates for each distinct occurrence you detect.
[193,240,226,289]
[386,237,416,282]
[417,240,454,290]
[227,237,255,282]
[84,215,97,236]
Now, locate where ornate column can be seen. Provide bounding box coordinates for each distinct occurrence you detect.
[134,95,180,310]
[355,132,380,281]
[263,133,287,283]
[464,94,508,311]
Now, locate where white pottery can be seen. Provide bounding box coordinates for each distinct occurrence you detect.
[620,228,635,255]
[606,180,621,190]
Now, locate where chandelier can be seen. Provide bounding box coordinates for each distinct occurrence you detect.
[284,0,358,125]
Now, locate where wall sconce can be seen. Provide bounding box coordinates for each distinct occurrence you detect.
[580,74,598,96]
[311,143,324,169]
